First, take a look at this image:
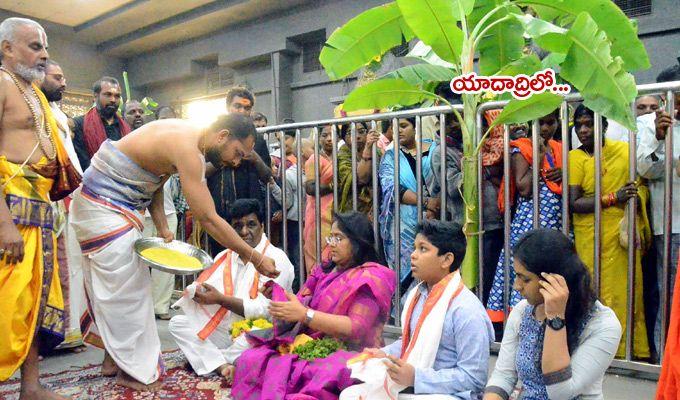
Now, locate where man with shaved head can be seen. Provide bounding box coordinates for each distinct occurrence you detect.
[0,17,77,400]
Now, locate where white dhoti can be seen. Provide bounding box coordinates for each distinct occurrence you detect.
[56,211,87,349]
[341,272,464,400]
[70,188,163,384]
[143,213,178,315]
[169,315,250,375]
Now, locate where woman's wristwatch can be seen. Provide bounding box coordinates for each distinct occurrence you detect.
[546,316,566,330]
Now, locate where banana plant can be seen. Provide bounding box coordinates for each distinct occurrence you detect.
[319,0,649,287]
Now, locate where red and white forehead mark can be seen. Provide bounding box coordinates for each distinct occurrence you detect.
[235,98,252,107]
[39,29,48,48]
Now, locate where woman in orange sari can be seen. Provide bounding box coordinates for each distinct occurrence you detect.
[303,125,335,274]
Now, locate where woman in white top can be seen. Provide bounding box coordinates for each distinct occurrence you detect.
[484,229,622,400]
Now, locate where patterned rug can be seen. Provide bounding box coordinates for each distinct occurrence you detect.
[0,350,232,400]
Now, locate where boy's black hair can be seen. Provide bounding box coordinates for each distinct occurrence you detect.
[416,220,466,271]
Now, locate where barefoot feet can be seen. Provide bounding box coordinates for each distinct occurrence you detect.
[20,385,69,400]
[217,364,235,386]
[101,352,120,377]
[115,370,161,392]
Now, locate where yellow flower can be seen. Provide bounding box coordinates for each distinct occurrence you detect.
[252,318,273,329]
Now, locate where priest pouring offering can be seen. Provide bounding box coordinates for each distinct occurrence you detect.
[69,113,280,391]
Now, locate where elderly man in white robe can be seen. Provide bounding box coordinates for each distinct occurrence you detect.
[170,198,294,380]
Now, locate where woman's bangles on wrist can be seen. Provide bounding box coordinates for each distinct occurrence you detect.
[601,192,617,207]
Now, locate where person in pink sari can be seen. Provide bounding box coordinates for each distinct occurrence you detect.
[232,212,396,400]
[303,125,335,273]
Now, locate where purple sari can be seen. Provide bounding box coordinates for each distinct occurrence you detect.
[231,262,396,400]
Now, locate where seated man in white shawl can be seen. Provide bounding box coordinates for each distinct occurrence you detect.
[170,198,294,379]
[341,220,494,400]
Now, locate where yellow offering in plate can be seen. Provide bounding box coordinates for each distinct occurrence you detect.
[140,247,203,270]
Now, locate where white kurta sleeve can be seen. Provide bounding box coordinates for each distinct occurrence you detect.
[242,247,295,319]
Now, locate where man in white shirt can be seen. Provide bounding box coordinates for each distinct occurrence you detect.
[169,198,294,378]
[40,60,87,352]
[636,64,680,353]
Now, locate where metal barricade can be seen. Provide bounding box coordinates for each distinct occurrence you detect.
[186,80,678,375]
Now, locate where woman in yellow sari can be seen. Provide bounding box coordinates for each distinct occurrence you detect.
[303,125,335,274]
[569,104,650,359]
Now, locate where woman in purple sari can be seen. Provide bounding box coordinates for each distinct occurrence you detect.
[232,212,396,400]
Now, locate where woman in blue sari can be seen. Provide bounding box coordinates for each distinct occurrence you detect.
[379,117,434,295]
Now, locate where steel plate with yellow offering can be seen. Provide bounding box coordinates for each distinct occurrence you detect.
[134,238,213,275]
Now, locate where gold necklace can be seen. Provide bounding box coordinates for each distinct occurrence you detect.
[1,67,56,160]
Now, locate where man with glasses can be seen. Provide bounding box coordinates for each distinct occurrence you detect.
[169,198,293,381]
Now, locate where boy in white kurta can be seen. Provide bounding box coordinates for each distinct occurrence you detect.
[169,199,294,376]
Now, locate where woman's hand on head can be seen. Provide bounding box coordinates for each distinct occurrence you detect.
[539,273,569,319]
[269,291,306,323]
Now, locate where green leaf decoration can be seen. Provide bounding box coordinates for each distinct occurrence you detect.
[470,0,525,76]
[396,0,465,64]
[122,71,131,103]
[497,53,543,76]
[343,78,437,111]
[491,92,564,129]
[320,3,414,81]
[559,12,638,130]
[406,41,455,69]
[530,4,562,22]
[514,0,650,71]
[540,52,566,72]
[513,14,569,53]
[382,64,457,86]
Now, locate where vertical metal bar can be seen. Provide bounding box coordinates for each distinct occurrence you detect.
[560,102,570,235]
[296,128,305,285]
[314,127,322,264]
[265,132,272,237]
[531,119,540,228]
[332,124,339,213]
[593,113,603,296]
[503,124,512,324]
[439,113,447,220]
[280,129,288,254]
[416,116,423,224]
[371,120,380,253]
[393,117,402,327]
[660,90,676,359]
[477,110,485,300]
[351,122,358,211]
[625,102,637,361]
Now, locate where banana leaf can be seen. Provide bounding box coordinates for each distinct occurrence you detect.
[396,0,466,64]
[320,2,415,81]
